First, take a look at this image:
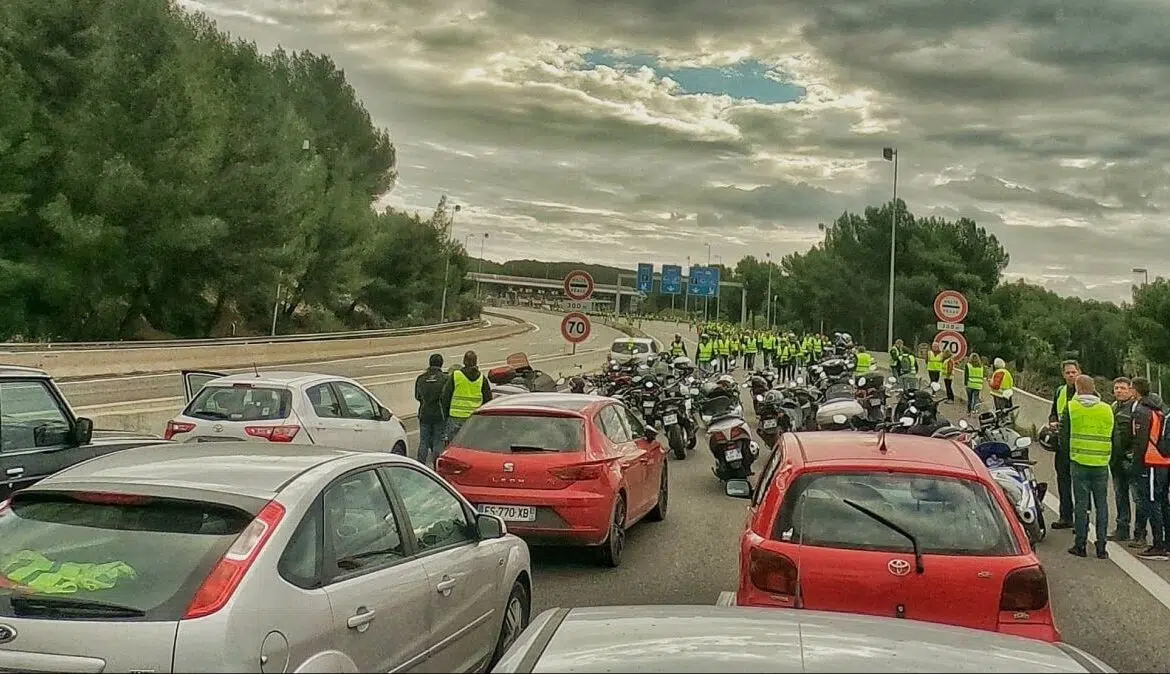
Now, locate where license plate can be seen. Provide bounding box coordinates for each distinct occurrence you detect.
[762,419,778,429]
[477,504,536,522]
[725,447,743,461]
[684,398,692,410]
[662,414,678,425]
[643,401,655,408]
[870,398,882,406]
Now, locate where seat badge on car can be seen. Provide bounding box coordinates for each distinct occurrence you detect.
[503,462,514,472]
[0,624,17,645]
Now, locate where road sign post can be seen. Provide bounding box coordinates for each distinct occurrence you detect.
[934,329,968,361]
[563,270,595,302]
[561,311,591,354]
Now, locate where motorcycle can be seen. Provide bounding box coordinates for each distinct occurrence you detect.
[974,437,1046,545]
[816,380,866,430]
[892,382,951,435]
[656,384,695,460]
[853,374,889,429]
[699,392,759,480]
[755,388,804,448]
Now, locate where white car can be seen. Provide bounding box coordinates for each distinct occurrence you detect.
[165,370,410,454]
[607,337,661,366]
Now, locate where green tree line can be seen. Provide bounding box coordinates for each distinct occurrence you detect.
[0,0,475,342]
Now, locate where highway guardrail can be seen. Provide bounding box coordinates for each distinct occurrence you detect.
[0,319,480,352]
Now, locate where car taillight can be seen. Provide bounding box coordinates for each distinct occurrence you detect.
[183,500,285,620]
[0,498,10,516]
[749,547,799,596]
[164,420,196,440]
[71,492,150,506]
[1000,565,1049,611]
[244,425,300,442]
[436,456,471,476]
[550,462,606,482]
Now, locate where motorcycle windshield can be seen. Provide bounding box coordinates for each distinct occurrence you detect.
[974,441,1014,465]
[701,394,741,418]
[823,383,854,403]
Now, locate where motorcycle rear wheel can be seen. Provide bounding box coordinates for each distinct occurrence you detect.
[667,425,687,460]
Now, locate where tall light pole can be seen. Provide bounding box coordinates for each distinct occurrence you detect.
[439,204,462,322]
[477,233,489,299]
[1134,267,1152,381]
[714,254,723,320]
[765,252,773,329]
[684,255,691,318]
[883,146,898,350]
[704,243,712,321]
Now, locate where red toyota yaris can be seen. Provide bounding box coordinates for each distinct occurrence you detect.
[726,431,1060,642]
[437,393,669,567]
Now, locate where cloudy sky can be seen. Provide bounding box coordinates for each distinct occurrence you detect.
[179,0,1170,303]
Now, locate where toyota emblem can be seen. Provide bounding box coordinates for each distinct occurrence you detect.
[502,462,514,473]
[213,424,224,433]
[0,623,16,645]
[888,559,912,576]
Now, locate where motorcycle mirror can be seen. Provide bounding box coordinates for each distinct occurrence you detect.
[556,377,566,386]
[857,377,866,387]
[930,381,942,392]
[1016,436,1032,449]
[899,416,915,427]
[958,419,971,430]
[888,376,897,385]
[908,406,919,415]
[755,394,763,402]
[832,414,847,424]
[795,377,804,385]
[644,380,654,388]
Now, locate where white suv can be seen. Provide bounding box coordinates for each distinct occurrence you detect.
[165,370,409,454]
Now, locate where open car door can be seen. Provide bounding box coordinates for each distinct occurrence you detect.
[181,369,226,403]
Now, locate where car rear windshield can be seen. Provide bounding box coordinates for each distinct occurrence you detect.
[611,340,650,354]
[453,414,585,453]
[772,471,1017,556]
[184,385,292,422]
[0,492,254,621]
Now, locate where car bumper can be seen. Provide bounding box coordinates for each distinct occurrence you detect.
[458,484,613,546]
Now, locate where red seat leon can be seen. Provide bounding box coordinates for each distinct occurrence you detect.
[726,431,1060,642]
[437,393,668,567]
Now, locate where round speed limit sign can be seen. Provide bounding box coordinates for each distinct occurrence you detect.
[561,312,591,344]
[934,330,968,361]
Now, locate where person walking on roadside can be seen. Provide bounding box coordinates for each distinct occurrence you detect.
[942,355,956,404]
[441,350,492,445]
[413,353,447,466]
[988,357,1014,411]
[964,353,985,415]
[1050,360,1082,531]
[1109,377,1136,542]
[1061,374,1113,559]
[1131,376,1170,558]
[925,342,948,384]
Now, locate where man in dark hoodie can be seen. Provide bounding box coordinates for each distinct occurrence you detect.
[1060,374,1113,559]
[441,350,492,445]
[1109,377,1136,542]
[1049,359,1082,530]
[1130,376,1170,558]
[414,353,447,466]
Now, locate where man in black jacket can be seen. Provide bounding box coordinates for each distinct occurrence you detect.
[1109,377,1136,542]
[414,353,447,466]
[1049,360,1082,529]
[1130,377,1170,558]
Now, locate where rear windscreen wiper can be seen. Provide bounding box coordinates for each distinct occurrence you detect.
[843,498,925,574]
[509,444,558,452]
[9,594,146,618]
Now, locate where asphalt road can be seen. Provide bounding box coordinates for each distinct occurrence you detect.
[511,319,1167,673]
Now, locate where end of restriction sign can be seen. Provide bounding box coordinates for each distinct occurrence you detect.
[563,270,595,302]
[933,290,969,323]
[561,311,591,344]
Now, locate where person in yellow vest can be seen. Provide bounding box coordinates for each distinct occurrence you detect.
[669,333,688,358]
[854,346,874,376]
[942,355,957,404]
[889,339,906,377]
[743,332,758,370]
[1049,359,1082,530]
[964,353,985,415]
[1060,374,1113,558]
[441,350,493,447]
[716,334,731,373]
[988,357,1014,412]
[696,334,716,374]
[926,342,948,385]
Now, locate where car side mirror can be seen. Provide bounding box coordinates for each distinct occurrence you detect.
[475,513,507,540]
[71,417,94,445]
[556,377,566,386]
[378,406,393,422]
[725,479,753,499]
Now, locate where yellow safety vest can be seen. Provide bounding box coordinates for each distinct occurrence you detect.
[670,340,685,356]
[449,370,485,419]
[1067,399,1114,467]
[991,368,1013,397]
[744,337,758,353]
[855,352,874,374]
[717,339,731,356]
[697,341,714,362]
[926,351,945,372]
[965,365,984,390]
[1056,385,1070,417]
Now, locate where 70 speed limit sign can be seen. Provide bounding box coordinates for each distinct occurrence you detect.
[561,312,591,344]
[934,329,968,361]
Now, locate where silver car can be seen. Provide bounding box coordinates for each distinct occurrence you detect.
[492,605,1115,673]
[0,442,532,672]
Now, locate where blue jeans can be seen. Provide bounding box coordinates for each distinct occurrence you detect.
[417,421,444,465]
[966,387,981,414]
[445,418,466,448]
[1072,462,1110,550]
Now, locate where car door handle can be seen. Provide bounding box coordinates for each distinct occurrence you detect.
[5,467,24,477]
[346,608,376,629]
[436,577,458,594]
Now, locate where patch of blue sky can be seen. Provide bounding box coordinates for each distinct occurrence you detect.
[581,49,805,104]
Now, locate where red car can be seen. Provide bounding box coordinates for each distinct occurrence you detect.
[726,431,1060,642]
[437,393,669,567]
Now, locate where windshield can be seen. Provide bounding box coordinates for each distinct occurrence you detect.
[772,472,1017,556]
[452,414,585,453]
[0,492,253,620]
[183,385,293,422]
[611,340,650,355]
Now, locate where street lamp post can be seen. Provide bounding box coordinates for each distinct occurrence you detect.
[765,251,773,329]
[684,255,691,318]
[439,204,462,322]
[883,146,899,350]
[477,233,488,298]
[714,254,723,320]
[704,243,712,322]
[1134,267,1152,382]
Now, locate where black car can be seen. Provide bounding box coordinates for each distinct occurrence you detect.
[0,365,168,499]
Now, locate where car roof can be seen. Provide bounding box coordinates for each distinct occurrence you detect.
[510,606,1109,673]
[480,392,610,415]
[203,371,344,388]
[0,364,50,378]
[610,337,654,344]
[785,431,982,475]
[31,442,380,501]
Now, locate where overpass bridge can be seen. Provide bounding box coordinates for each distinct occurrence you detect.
[465,271,747,323]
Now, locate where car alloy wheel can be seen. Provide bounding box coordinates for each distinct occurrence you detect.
[490,581,530,666]
[600,496,626,567]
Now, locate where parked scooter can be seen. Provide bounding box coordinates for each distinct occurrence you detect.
[656,381,696,460]
[699,391,759,480]
[974,437,1046,544]
[755,388,803,448]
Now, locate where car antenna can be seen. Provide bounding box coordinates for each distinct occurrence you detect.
[252,362,260,377]
[877,426,890,453]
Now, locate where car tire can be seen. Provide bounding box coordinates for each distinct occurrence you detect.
[646,465,668,522]
[391,441,407,456]
[490,579,530,666]
[598,494,627,567]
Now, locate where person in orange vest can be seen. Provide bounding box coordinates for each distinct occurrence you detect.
[1130,376,1170,558]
